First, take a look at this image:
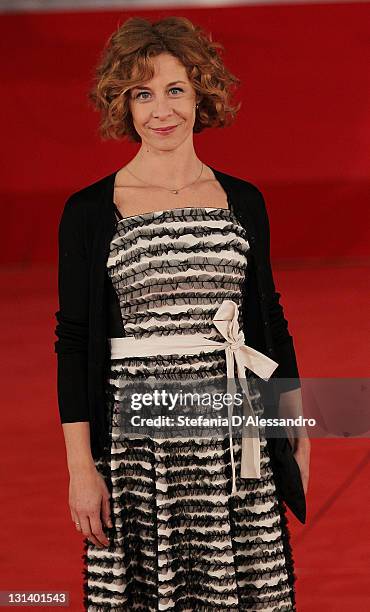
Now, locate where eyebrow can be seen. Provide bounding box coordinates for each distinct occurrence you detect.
[131,80,187,91]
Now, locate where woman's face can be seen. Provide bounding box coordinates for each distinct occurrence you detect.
[128,53,198,149]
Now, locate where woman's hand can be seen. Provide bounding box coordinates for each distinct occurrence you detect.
[292,437,311,496]
[279,387,311,496]
[69,465,113,548]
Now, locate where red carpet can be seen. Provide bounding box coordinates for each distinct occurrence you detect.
[1,260,369,609]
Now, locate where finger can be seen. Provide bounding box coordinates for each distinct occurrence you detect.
[303,473,309,495]
[80,515,105,548]
[74,516,83,533]
[89,512,110,547]
[101,496,113,528]
[71,509,82,532]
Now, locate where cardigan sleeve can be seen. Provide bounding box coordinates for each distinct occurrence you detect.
[54,193,90,423]
[255,188,301,392]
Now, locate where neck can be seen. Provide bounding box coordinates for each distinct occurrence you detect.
[128,141,203,186]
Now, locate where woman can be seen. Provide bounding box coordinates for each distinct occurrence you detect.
[55,16,310,611]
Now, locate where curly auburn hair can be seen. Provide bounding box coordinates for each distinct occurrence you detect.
[88,16,242,142]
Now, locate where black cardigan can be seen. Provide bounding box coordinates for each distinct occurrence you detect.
[54,165,306,523]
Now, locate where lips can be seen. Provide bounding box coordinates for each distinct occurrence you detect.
[152,125,178,132]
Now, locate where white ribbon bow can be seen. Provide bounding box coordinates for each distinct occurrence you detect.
[212,299,279,494]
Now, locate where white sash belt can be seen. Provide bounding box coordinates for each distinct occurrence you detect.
[108,299,279,495]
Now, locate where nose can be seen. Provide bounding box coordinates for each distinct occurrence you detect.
[152,97,174,118]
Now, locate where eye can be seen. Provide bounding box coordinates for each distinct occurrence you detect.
[135,91,150,100]
[134,87,184,100]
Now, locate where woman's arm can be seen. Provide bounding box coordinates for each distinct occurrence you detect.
[254,188,300,390]
[55,193,111,547]
[254,188,310,493]
[62,422,95,471]
[55,193,90,422]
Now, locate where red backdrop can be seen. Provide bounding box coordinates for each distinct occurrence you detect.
[1,2,369,264]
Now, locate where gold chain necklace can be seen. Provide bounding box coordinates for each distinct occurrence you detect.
[122,161,204,195]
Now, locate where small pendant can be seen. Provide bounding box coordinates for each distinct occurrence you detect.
[172,189,179,194]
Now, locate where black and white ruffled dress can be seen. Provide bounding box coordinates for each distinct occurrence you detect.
[82,206,297,611]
